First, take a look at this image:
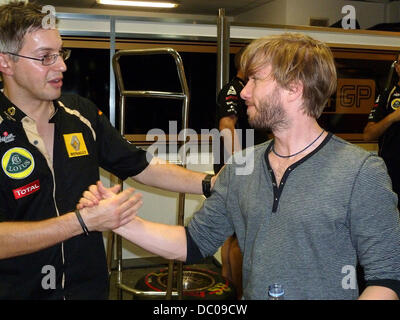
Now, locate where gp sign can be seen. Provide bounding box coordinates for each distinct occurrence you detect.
[336,78,375,114]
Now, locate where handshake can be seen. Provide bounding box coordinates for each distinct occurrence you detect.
[74,181,142,234]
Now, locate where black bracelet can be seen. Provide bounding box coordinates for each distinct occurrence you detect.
[202,174,214,198]
[75,209,89,236]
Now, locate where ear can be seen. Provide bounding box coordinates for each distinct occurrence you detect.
[285,80,303,104]
[0,53,14,76]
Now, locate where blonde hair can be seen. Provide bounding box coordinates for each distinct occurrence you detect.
[241,33,337,118]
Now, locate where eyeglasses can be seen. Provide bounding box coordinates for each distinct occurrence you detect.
[5,48,71,66]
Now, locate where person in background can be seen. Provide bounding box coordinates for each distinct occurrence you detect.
[215,46,269,299]
[83,33,400,299]
[363,53,400,211]
[0,1,215,299]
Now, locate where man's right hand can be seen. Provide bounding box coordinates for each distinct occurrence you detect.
[77,180,119,209]
[79,187,143,232]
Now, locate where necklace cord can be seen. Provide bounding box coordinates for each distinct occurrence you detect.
[272,130,325,158]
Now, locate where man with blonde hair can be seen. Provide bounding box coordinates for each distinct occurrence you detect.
[84,33,400,299]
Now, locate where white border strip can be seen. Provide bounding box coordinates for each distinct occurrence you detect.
[230,25,400,48]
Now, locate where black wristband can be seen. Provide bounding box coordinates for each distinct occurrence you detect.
[202,174,214,198]
[75,209,89,236]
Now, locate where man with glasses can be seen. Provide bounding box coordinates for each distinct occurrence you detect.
[364,54,400,211]
[5,48,71,66]
[0,2,215,299]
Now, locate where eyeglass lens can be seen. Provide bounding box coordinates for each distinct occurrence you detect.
[43,49,70,65]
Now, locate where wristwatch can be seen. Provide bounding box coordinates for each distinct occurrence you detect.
[202,174,214,198]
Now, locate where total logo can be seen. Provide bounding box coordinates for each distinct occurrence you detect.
[13,179,40,199]
[1,147,35,179]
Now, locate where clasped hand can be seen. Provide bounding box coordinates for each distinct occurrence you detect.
[77,181,142,232]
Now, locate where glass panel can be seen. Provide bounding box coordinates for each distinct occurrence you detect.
[63,48,111,117]
[318,51,397,140]
[60,42,397,142]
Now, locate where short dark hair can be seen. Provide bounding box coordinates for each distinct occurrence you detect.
[234,46,246,71]
[0,1,57,55]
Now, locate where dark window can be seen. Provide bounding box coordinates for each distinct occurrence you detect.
[62,47,222,134]
[63,48,110,116]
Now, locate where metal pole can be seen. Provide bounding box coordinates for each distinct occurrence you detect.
[109,17,116,127]
[111,48,189,300]
[217,8,230,97]
[116,233,123,299]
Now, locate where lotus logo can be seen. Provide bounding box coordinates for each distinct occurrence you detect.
[11,154,22,165]
[7,153,31,173]
[2,147,35,179]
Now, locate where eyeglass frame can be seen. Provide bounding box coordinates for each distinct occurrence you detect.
[3,48,71,66]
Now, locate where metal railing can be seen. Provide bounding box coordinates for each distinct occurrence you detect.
[109,47,190,299]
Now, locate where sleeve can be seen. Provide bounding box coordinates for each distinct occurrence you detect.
[0,180,7,222]
[349,155,400,291]
[368,91,389,123]
[185,227,205,264]
[186,165,235,258]
[0,199,6,222]
[216,81,241,121]
[92,101,152,180]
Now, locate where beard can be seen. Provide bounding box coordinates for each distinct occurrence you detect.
[248,90,289,131]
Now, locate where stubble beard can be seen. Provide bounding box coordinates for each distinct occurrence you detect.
[248,90,289,132]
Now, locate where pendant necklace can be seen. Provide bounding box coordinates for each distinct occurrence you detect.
[272,129,325,158]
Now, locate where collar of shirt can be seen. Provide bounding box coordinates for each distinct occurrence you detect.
[0,91,59,123]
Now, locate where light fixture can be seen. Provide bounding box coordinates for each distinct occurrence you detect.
[96,0,179,8]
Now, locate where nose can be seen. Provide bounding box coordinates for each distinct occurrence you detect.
[240,81,251,101]
[52,55,67,72]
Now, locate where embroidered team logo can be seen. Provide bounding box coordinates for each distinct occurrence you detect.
[0,132,16,144]
[1,147,35,179]
[227,86,237,96]
[7,107,16,117]
[71,135,80,151]
[13,179,40,199]
[391,98,400,110]
[63,133,89,158]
